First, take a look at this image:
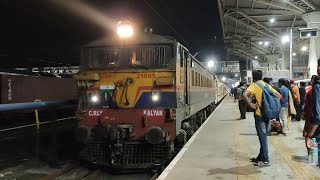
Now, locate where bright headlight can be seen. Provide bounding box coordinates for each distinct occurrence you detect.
[91,95,99,103]
[152,90,160,102]
[117,21,134,38]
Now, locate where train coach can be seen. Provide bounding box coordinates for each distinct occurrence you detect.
[0,72,78,138]
[73,23,228,171]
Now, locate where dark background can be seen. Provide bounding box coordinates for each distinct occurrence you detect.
[0,0,225,68]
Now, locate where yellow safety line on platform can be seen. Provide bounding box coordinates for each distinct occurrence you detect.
[235,109,258,180]
[270,136,320,180]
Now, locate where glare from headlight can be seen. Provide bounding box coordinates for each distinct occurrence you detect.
[91,95,98,103]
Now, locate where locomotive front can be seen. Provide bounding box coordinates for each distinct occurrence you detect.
[73,22,177,170]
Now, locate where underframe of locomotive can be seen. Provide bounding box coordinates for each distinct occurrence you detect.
[75,108,175,171]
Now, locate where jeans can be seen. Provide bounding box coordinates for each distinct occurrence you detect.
[238,100,247,119]
[279,107,288,133]
[255,115,269,162]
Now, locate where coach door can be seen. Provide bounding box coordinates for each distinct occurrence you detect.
[180,48,190,116]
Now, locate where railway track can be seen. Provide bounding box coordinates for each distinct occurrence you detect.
[0,161,159,180]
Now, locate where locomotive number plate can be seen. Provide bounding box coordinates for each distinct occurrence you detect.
[136,73,156,79]
[101,73,116,78]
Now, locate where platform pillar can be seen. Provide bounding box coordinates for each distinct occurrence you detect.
[281,48,290,71]
[302,11,320,78]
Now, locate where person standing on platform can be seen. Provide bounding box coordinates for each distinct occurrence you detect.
[303,75,318,155]
[234,86,238,103]
[243,70,282,167]
[296,81,306,121]
[237,82,247,120]
[290,80,300,121]
[278,78,290,136]
[306,59,320,160]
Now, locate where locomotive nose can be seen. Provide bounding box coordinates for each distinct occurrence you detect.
[145,126,165,144]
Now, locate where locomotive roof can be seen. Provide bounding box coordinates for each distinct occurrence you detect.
[83,33,177,47]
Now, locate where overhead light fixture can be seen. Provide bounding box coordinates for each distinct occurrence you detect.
[254,56,258,59]
[270,18,275,23]
[301,46,307,51]
[292,52,296,56]
[222,77,226,81]
[264,41,269,46]
[307,33,311,37]
[281,35,290,43]
[235,74,238,77]
[258,41,262,45]
[207,60,214,68]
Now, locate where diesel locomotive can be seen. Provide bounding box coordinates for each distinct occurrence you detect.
[73,22,228,171]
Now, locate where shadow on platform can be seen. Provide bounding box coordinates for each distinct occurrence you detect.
[206,164,261,176]
[219,119,243,122]
[291,155,308,164]
[239,133,257,136]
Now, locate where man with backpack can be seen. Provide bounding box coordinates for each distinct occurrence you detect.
[243,70,282,167]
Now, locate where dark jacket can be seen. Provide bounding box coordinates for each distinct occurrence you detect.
[312,80,320,125]
[299,87,306,106]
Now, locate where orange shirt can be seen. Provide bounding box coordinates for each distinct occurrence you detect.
[291,85,300,104]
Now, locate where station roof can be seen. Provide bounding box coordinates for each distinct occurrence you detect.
[218,0,320,62]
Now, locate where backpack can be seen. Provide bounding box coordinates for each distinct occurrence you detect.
[256,82,281,120]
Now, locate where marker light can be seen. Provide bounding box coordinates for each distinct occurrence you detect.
[152,90,160,102]
[117,21,134,38]
[91,95,99,103]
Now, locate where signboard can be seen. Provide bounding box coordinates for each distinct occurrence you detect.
[294,72,303,78]
[266,70,290,81]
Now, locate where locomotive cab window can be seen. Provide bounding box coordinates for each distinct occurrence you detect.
[82,44,173,69]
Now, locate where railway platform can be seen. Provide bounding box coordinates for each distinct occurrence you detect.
[158,97,320,180]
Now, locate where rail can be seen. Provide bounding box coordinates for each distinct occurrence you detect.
[0,116,75,132]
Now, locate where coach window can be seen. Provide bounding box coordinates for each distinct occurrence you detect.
[196,72,199,86]
[179,47,183,67]
[191,70,194,86]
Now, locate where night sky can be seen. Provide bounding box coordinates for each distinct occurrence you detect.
[0,0,224,69]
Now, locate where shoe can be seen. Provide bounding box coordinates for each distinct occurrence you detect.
[237,118,242,120]
[254,161,270,167]
[283,133,287,136]
[250,158,261,162]
[250,158,257,162]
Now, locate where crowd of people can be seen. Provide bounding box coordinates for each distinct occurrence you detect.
[231,59,320,167]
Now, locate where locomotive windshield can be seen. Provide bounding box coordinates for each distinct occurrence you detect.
[81,44,173,69]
